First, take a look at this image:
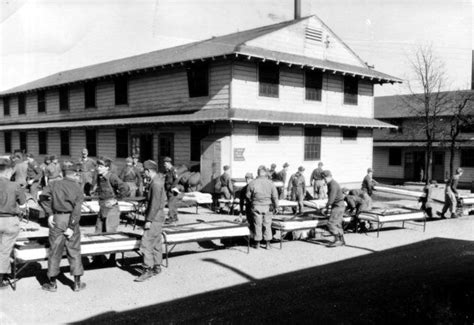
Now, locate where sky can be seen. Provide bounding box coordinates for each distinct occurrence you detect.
[0,0,472,96]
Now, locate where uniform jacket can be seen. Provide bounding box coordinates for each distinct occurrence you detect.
[78,157,97,184]
[26,160,42,182]
[96,172,130,201]
[12,160,29,186]
[310,167,324,183]
[45,163,63,181]
[361,175,376,195]
[219,172,234,195]
[164,167,178,192]
[145,174,166,222]
[326,179,345,209]
[446,175,460,195]
[119,166,142,185]
[288,172,306,192]
[0,177,27,217]
[246,176,279,211]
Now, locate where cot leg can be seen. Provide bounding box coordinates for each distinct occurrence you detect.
[247,235,250,254]
[165,243,169,268]
[12,259,17,291]
[280,231,283,250]
[377,223,380,238]
[402,221,405,229]
[423,218,426,232]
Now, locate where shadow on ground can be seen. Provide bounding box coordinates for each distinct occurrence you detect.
[73,237,473,324]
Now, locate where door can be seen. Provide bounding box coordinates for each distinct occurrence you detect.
[200,138,221,193]
[139,134,153,162]
[404,151,425,181]
[158,133,174,172]
[404,152,415,180]
[431,151,445,182]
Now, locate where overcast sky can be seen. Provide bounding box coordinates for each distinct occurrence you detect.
[1,0,472,95]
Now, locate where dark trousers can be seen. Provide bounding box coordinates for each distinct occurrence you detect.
[252,206,272,241]
[48,213,83,278]
[140,218,164,268]
[328,206,345,236]
[291,188,304,214]
[167,193,178,219]
[96,204,120,233]
[28,182,40,202]
[0,216,20,274]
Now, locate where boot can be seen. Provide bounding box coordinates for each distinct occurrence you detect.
[134,268,155,282]
[42,277,57,292]
[251,240,260,249]
[264,241,271,250]
[73,276,86,292]
[0,274,9,289]
[327,235,345,248]
[152,265,162,276]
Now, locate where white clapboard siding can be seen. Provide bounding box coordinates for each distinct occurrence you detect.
[373,148,405,179]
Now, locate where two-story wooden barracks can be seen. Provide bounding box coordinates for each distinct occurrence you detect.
[0,15,400,189]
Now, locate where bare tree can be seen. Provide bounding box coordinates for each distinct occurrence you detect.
[402,44,450,183]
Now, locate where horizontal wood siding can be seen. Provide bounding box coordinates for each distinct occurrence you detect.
[232,61,374,118]
[0,61,231,124]
[373,147,404,179]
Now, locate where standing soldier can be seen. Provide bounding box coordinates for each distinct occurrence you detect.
[78,148,96,196]
[163,157,179,223]
[267,163,277,180]
[246,166,279,249]
[119,157,142,198]
[275,162,289,199]
[11,152,28,188]
[361,168,378,197]
[238,172,254,225]
[45,155,63,185]
[420,180,437,219]
[322,170,346,247]
[288,166,306,214]
[132,154,145,195]
[40,163,86,292]
[135,160,166,282]
[310,162,327,199]
[25,153,42,202]
[440,168,464,219]
[0,158,27,289]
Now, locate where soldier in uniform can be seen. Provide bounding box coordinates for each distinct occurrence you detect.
[361,168,378,197]
[420,180,437,219]
[310,162,327,199]
[119,157,142,198]
[440,168,464,219]
[0,158,27,289]
[275,162,289,199]
[11,152,28,188]
[322,170,346,247]
[246,166,279,249]
[25,153,42,202]
[237,172,254,226]
[78,148,96,196]
[267,163,277,180]
[40,163,86,292]
[288,166,306,214]
[45,155,63,185]
[163,157,179,223]
[135,160,166,282]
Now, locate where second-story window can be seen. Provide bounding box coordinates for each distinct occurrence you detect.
[84,81,96,108]
[38,131,48,155]
[18,94,26,115]
[305,70,323,101]
[59,87,69,111]
[37,90,46,113]
[3,97,10,116]
[342,128,358,140]
[187,63,209,98]
[259,62,279,98]
[114,77,128,105]
[343,75,358,105]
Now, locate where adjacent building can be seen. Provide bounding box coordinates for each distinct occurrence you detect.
[0,15,400,190]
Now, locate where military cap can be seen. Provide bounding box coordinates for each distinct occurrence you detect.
[271,163,276,169]
[0,158,13,168]
[223,165,230,171]
[13,152,23,160]
[143,160,158,171]
[26,153,34,159]
[97,157,112,168]
[298,166,305,172]
[367,168,373,173]
[456,167,464,174]
[321,170,332,178]
[341,187,349,193]
[257,165,267,172]
[125,157,133,164]
[44,156,51,163]
[163,156,172,163]
[245,172,254,179]
[49,154,57,161]
[283,162,289,168]
[63,162,80,174]
[132,153,139,159]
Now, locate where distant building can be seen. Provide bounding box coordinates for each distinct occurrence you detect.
[374,91,474,185]
[0,15,400,189]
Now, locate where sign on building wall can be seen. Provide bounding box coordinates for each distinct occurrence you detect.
[234,148,245,161]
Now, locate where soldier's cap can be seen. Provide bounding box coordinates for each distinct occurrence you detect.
[271,163,276,169]
[456,167,464,174]
[44,156,51,163]
[13,152,23,160]
[341,187,349,193]
[257,165,267,173]
[96,157,112,168]
[63,162,81,174]
[429,180,438,185]
[318,161,324,166]
[283,162,289,168]
[0,158,13,168]
[367,168,373,173]
[125,157,133,164]
[144,160,158,171]
[245,172,254,179]
[132,153,139,159]
[298,166,305,172]
[223,165,230,171]
[321,170,332,178]
[163,156,172,163]
[26,153,34,159]
[49,154,58,161]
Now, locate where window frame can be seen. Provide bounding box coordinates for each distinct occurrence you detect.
[258,62,279,98]
[38,131,48,155]
[3,97,10,116]
[37,90,46,113]
[305,70,323,102]
[187,63,209,98]
[343,75,358,105]
[388,147,402,166]
[60,130,70,156]
[116,128,129,158]
[18,93,26,115]
[59,87,69,111]
[114,77,128,105]
[304,127,322,161]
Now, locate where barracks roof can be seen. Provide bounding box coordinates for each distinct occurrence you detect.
[0,16,401,96]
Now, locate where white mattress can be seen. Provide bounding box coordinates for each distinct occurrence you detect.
[303,199,328,209]
[162,222,250,244]
[278,199,298,207]
[81,200,139,214]
[272,218,328,231]
[181,192,213,204]
[374,186,424,198]
[461,196,474,205]
[358,208,425,223]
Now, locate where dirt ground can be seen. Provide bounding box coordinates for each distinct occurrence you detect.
[1,192,473,324]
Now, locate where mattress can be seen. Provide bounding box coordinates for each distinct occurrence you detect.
[278,199,298,207]
[14,232,141,262]
[273,181,284,188]
[358,208,425,223]
[272,215,328,231]
[181,192,213,204]
[374,186,424,198]
[303,199,328,209]
[81,200,141,215]
[460,196,474,205]
[162,220,250,243]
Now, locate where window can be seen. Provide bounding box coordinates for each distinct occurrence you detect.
[38,131,48,155]
[4,132,11,153]
[343,75,358,105]
[305,70,323,101]
[460,124,474,133]
[18,94,26,115]
[19,132,27,152]
[190,125,209,161]
[304,127,321,160]
[259,62,279,98]
[116,128,129,158]
[159,133,174,164]
[86,129,97,157]
[59,87,69,111]
[460,149,474,167]
[60,130,70,156]
[114,77,128,105]
[342,128,358,140]
[37,90,46,113]
[187,64,209,98]
[258,125,279,141]
[3,97,10,116]
[388,148,402,166]
[84,81,96,108]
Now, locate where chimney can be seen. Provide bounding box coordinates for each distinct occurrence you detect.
[294,0,301,19]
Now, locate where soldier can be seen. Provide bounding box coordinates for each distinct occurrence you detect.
[267,163,277,180]
[217,165,234,199]
[45,155,63,185]
[40,163,86,292]
[238,172,254,225]
[342,187,372,232]
[163,157,179,223]
[440,168,464,219]
[420,180,437,219]
[135,160,166,282]
[25,153,42,202]
[0,158,27,289]
[119,157,142,198]
[11,152,28,188]
[275,162,289,199]
[246,166,279,249]
[132,154,145,195]
[78,148,96,196]
[288,166,306,214]
[310,162,327,199]
[322,170,346,247]
[361,168,378,197]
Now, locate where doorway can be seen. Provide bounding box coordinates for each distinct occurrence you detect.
[431,151,445,182]
[404,151,425,181]
[200,138,221,193]
[131,134,153,162]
